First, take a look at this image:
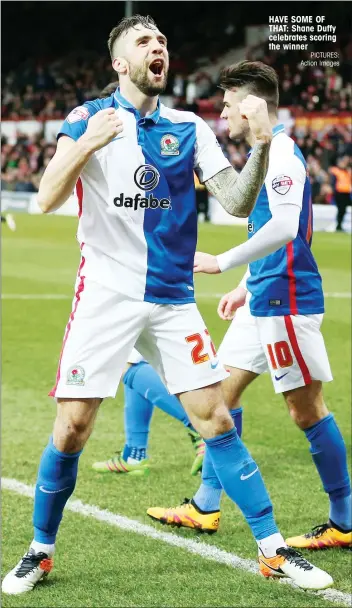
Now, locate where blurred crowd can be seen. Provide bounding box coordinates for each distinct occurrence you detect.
[247,41,352,114]
[2,58,351,120]
[2,122,350,209]
[2,56,115,121]
[2,31,351,119]
[2,32,351,204]
[296,126,351,205]
[212,121,351,206]
[1,133,56,193]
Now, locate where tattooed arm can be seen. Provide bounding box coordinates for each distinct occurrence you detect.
[204,141,270,218]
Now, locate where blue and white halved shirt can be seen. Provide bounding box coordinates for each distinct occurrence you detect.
[246,124,324,317]
[58,88,230,304]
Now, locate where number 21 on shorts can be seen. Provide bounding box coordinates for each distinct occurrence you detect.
[185,329,217,364]
[267,341,293,370]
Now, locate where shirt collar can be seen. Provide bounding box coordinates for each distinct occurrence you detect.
[247,123,285,157]
[272,123,285,137]
[113,87,160,123]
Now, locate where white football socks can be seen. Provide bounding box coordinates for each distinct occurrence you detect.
[30,540,55,557]
[257,532,286,558]
[127,457,140,464]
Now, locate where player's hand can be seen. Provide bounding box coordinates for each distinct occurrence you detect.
[194,252,220,274]
[238,94,272,144]
[217,287,247,320]
[80,109,123,152]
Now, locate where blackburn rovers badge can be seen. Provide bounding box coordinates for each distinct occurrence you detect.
[66,365,85,386]
[160,134,180,156]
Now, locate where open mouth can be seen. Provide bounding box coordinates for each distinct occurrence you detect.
[149,59,164,77]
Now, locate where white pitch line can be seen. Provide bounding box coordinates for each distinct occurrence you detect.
[1,292,351,300]
[2,477,351,607]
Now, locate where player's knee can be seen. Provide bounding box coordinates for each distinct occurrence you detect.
[285,381,328,429]
[209,404,234,436]
[53,417,87,451]
[53,398,101,451]
[191,403,232,439]
[288,403,329,430]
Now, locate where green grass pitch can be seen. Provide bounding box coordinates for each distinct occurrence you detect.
[2,215,351,607]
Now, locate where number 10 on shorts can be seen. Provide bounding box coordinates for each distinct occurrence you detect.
[267,341,294,370]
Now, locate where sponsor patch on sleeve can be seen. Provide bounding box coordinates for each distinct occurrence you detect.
[272,175,293,195]
[66,106,90,124]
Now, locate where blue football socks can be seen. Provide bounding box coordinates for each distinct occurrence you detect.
[204,427,278,541]
[122,362,194,459]
[304,413,351,530]
[124,361,191,427]
[129,447,147,461]
[231,407,243,438]
[123,383,153,454]
[193,408,243,513]
[33,437,81,544]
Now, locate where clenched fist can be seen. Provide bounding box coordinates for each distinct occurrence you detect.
[238,94,272,144]
[80,108,123,153]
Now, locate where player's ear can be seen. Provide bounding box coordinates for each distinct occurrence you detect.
[112,56,128,76]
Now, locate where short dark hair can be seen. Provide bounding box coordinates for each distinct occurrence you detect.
[108,15,157,60]
[100,82,119,98]
[219,60,279,111]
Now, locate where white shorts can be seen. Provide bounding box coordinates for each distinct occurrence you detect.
[50,278,228,398]
[218,297,333,394]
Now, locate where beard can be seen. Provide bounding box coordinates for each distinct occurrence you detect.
[230,121,250,142]
[128,60,168,96]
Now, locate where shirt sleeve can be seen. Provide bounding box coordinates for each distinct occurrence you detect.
[194,116,231,183]
[57,104,92,142]
[216,204,300,272]
[265,151,306,211]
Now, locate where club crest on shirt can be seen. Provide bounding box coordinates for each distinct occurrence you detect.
[160,134,180,156]
[272,175,293,195]
[67,107,90,124]
[66,365,85,386]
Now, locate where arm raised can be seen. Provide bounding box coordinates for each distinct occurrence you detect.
[204,141,270,218]
[38,136,93,213]
[38,108,123,213]
[205,95,272,217]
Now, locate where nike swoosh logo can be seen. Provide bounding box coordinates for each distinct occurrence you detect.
[210,360,219,369]
[240,467,259,481]
[39,485,70,494]
[274,372,289,381]
[259,558,284,575]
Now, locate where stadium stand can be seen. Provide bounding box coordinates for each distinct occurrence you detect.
[1,4,351,210]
